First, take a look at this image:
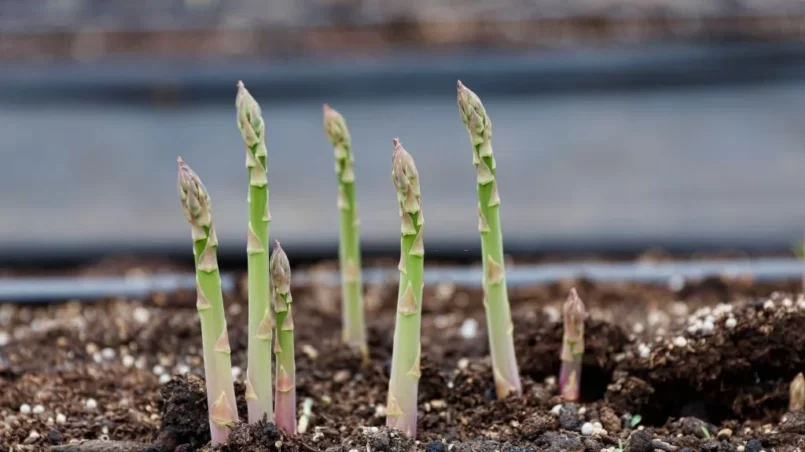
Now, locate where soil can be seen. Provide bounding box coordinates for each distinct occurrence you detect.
[2,256,805,451]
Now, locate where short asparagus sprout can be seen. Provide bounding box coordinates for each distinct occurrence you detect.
[271,241,297,435]
[323,104,368,360]
[177,157,238,445]
[560,288,586,402]
[790,372,805,411]
[236,80,274,424]
[456,80,522,398]
[385,138,424,437]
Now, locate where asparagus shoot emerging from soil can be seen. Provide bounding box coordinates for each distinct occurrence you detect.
[386,138,424,437]
[271,241,297,435]
[177,157,238,445]
[560,288,586,402]
[236,81,274,424]
[791,372,805,411]
[456,80,522,398]
[323,104,368,359]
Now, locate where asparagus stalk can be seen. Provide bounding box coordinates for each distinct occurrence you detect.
[791,372,805,411]
[386,138,424,437]
[235,81,274,423]
[271,240,297,435]
[560,288,586,402]
[456,80,522,398]
[322,104,368,359]
[176,157,238,445]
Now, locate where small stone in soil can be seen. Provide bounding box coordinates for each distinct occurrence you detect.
[19,403,31,414]
[85,398,98,410]
[56,413,67,424]
[744,439,763,452]
[47,429,63,444]
[425,440,445,452]
[558,403,580,430]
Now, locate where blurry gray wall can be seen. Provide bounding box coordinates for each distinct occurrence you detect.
[2,46,805,259]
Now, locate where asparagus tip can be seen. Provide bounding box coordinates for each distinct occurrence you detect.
[791,372,805,411]
[564,288,586,321]
[270,240,291,295]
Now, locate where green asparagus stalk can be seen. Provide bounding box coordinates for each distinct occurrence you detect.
[322,104,368,359]
[791,372,805,411]
[177,157,238,445]
[560,288,586,402]
[456,80,522,399]
[236,81,274,424]
[385,138,424,437]
[270,240,297,435]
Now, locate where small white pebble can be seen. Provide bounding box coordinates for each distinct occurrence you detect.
[159,374,171,384]
[0,331,9,346]
[593,421,602,429]
[93,353,103,364]
[133,307,150,324]
[101,348,116,360]
[56,413,67,424]
[176,364,190,375]
[231,366,242,380]
[737,446,745,452]
[705,315,715,324]
[687,322,702,334]
[673,336,687,348]
[783,298,793,308]
[544,376,557,386]
[122,355,135,368]
[457,358,469,370]
[28,430,40,439]
[19,404,31,414]
[647,310,666,326]
[725,317,737,329]
[632,323,645,334]
[638,343,651,359]
[701,320,715,335]
[764,300,775,311]
[85,398,98,410]
[46,417,54,425]
[459,318,478,339]
[542,306,561,323]
[152,365,164,375]
[581,422,594,435]
[32,405,44,415]
[578,407,587,415]
[551,404,562,416]
[102,425,109,435]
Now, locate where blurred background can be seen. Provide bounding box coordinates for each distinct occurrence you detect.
[2,0,805,266]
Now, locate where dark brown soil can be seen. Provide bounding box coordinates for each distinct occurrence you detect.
[2,258,805,451]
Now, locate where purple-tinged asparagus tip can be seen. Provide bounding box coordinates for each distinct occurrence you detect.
[559,288,586,402]
[270,240,291,295]
[177,156,212,229]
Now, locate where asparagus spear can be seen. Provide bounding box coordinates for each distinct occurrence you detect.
[236,81,274,423]
[456,80,522,398]
[560,288,586,402]
[271,240,297,435]
[322,104,368,359]
[791,372,805,411]
[177,157,238,445]
[385,138,424,437]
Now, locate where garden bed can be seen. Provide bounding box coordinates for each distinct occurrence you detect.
[2,258,804,451]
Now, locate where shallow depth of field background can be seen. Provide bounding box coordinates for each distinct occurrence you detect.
[2,1,805,264]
